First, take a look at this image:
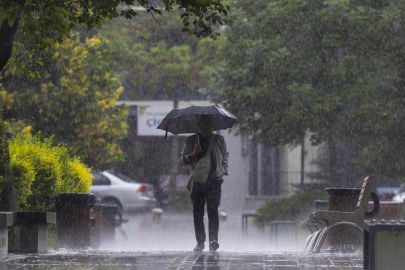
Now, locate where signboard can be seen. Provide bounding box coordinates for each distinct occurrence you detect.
[135,101,214,136]
[137,105,172,136]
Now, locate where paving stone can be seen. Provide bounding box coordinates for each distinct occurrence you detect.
[3,251,363,270]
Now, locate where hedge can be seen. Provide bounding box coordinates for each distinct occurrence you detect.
[9,134,93,211]
[257,191,328,223]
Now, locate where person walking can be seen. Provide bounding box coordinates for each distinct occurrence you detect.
[181,115,229,252]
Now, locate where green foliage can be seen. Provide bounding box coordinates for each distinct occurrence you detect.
[95,11,223,101]
[4,32,128,169]
[62,157,93,194]
[9,134,93,211]
[167,190,191,211]
[214,0,405,184]
[257,192,327,222]
[9,145,35,209]
[47,224,58,251]
[10,134,62,211]
[1,0,231,73]
[0,122,8,202]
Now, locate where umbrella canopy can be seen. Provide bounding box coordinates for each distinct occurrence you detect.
[157,105,238,137]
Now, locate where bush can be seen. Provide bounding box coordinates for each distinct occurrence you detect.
[257,191,328,223]
[172,190,191,211]
[10,153,36,209]
[9,134,93,211]
[62,159,93,193]
[53,145,92,193]
[0,121,11,202]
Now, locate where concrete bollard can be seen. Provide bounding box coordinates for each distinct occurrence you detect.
[13,212,56,253]
[152,208,163,223]
[56,193,95,249]
[218,209,227,220]
[0,212,13,259]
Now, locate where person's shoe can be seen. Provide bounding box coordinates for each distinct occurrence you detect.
[194,242,204,252]
[209,241,219,252]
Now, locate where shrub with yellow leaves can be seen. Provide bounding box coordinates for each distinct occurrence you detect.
[9,134,93,211]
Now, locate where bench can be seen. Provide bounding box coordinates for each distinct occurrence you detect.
[304,176,377,252]
[307,176,377,229]
[366,200,405,221]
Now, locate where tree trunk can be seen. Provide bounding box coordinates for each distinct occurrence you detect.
[273,147,283,195]
[260,141,271,195]
[0,3,24,212]
[0,2,24,72]
[329,139,338,187]
[300,134,305,192]
[248,139,258,195]
[0,102,19,212]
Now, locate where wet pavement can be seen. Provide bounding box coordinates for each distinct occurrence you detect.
[1,212,364,269]
[99,211,305,252]
[3,251,363,269]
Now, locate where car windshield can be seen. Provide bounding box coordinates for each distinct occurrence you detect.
[113,172,137,183]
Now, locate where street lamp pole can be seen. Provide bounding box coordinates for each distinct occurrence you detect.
[169,97,179,208]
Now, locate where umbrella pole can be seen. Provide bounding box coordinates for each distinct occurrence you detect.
[196,115,199,144]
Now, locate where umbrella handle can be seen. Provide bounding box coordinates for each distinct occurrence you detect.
[165,130,168,140]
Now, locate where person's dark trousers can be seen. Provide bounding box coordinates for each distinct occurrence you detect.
[191,179,223,244]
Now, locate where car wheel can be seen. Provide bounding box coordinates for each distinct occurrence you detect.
[102,198,122,210]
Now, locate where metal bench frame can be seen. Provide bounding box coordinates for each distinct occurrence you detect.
[305,176,377,252]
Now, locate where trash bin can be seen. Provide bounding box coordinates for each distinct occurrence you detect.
[101,205,120,241]
[364,220,405,270]
[56,193,96,249]
[90,204,104,249]
[314,200,328,210]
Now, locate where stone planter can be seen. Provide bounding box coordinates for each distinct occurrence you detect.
[13,212,56,253]
[0,212,13,258]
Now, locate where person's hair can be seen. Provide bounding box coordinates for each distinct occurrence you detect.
[199,115,213,126]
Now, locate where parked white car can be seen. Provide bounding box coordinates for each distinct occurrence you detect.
[90,171,156,212]
[392,184,405,203]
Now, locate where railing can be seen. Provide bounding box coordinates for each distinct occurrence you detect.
[259,171,329,196]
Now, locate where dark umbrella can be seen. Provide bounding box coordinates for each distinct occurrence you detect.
[156,105,238,140]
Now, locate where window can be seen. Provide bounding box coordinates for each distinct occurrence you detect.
[92,173,111,186]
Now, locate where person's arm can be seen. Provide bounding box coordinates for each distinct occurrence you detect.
[221,138,229,176]
[181,137,201,164]
[216,136,229,179]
